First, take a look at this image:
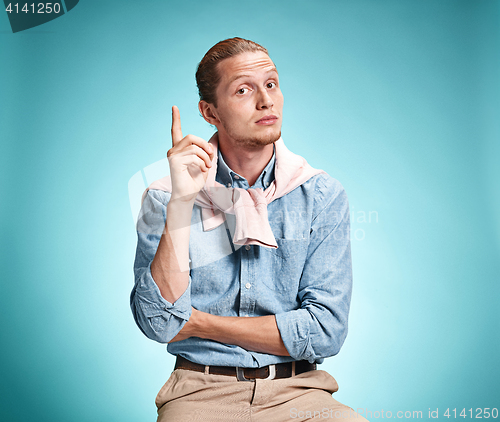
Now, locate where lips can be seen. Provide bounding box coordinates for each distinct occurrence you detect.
[256,115,278,125]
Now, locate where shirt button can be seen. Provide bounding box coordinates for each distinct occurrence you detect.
[234,174,240,179]
[245,283,251,289]
[266,182,270,186]
[226,183,231,188]
[245,245,251,251]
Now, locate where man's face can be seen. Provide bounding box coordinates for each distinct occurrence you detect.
[211,51,284,148]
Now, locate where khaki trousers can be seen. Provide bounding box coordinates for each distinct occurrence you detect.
[155,368,368,421]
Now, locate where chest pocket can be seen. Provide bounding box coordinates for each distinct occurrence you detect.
[260,238,309,292]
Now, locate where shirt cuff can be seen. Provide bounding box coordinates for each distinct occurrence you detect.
[275,309,316,363]
[135,263,192,321]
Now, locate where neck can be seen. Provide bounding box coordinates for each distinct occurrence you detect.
[217,135,274,188]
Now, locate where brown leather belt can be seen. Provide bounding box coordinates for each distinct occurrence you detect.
[175,356,316,381]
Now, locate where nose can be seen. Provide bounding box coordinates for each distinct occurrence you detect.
[257,88,274,109]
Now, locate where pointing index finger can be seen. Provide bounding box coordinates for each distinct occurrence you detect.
[171,105,183,146]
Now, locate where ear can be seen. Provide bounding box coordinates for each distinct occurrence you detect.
[199,100,220,126]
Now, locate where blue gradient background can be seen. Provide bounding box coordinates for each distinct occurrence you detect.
[1,1,499,421]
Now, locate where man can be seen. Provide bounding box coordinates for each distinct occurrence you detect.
[131,38,366,421]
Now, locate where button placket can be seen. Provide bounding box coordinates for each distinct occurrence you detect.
[239,240,255,317]
[238,239,248,317]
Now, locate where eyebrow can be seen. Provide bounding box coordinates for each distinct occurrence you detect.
[227,68,279,86]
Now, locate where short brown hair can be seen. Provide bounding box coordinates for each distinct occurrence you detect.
[195,37,269,106]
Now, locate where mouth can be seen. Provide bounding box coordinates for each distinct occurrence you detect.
[255,115,278,125]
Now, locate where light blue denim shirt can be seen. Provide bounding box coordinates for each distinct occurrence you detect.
[131,143,353,367]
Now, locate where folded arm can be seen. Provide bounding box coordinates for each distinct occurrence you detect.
[169,177,352,362]
[171,309,289,356]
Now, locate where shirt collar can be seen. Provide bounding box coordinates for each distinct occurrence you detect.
[216,143,276,190]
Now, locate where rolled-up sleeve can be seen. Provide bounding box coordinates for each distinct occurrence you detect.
[275,177,352,363]
[130,189,192,343]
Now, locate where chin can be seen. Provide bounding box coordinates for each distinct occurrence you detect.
[235,129,281,148]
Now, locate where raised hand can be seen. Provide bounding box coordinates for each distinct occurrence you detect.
[167,106,215,202]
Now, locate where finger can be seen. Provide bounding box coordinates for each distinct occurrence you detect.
[178,134,214,160]
[188,155,210,173]
[175,144,213,170]
[171,106,183,146]
[187,144,213,169]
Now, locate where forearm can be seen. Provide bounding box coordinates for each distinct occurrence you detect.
[174,309,289,356]
[150,198,195,303]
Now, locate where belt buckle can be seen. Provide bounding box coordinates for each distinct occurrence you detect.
[236,364,276,381]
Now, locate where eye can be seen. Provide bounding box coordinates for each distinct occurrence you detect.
[237,87,248,95]
[266,82,277,89]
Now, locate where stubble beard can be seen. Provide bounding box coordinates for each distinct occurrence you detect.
[220,122,282,149]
